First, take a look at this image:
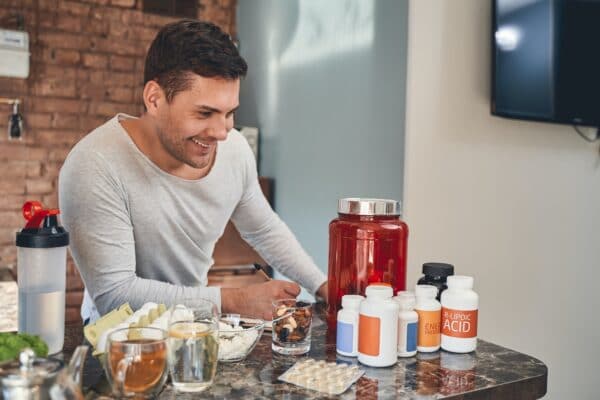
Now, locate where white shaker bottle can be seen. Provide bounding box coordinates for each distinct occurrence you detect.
[16,201,70,354]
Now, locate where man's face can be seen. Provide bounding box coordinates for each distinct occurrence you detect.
[153,75,240,171]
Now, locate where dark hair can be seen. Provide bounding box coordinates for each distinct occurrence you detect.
[144,20,248,102]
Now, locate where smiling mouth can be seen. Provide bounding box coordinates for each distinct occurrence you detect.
[190,137,211,149]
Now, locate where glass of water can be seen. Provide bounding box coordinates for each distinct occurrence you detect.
[167,299,219,392]
[272,299,313,355]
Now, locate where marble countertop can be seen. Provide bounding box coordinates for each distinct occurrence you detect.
[61,305,547,399]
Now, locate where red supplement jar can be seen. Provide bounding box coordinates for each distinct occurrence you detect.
[327,198,408,328]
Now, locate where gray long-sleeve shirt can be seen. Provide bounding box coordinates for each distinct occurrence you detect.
[58,114,326,322]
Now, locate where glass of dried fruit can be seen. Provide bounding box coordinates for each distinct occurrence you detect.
[271,299,313,355]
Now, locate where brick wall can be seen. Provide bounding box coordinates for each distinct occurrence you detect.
[0,0,237,323]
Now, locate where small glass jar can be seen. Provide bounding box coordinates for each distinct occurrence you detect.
[327,198,408,328]
[417,262,454,301]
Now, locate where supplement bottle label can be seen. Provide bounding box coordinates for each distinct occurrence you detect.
[399,320,417,352]
[441,308,478,338]
[336,321,354,353]
[358,314,380,356]
[416,309,441,347]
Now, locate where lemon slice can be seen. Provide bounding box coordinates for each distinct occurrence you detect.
[169,322,213,339]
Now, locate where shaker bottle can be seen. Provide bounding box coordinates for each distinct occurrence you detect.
[16,201,69,354]
[327,198,408,328]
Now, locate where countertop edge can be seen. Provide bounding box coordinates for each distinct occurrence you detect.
[446,363,548,400]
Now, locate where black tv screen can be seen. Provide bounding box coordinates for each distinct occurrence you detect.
[492,0,600,127]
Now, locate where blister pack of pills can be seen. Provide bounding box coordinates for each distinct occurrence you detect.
[278,359,364,395]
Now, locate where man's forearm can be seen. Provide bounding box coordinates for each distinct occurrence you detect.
[93,276,222,316]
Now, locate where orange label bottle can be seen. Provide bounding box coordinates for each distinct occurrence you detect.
[415,285,441,352]
[440,276,479,353]
[357,284,399,367]
[416,309,441,348]
[358,314,380,356]
[441,308,478,338]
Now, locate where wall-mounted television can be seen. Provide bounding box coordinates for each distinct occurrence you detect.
[491,0,600,127]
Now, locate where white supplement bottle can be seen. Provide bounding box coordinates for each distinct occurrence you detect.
[358,284,399,367]
[393,291,418,357]
[336,294,364,357]
[415,284,441,352]
[441,275,478,353]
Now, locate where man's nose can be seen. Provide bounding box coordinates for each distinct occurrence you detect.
[208,116,230,141]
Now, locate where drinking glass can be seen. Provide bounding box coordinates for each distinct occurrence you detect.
[272,299,313,355]
[167,299,219,392]
[106,327,168,398]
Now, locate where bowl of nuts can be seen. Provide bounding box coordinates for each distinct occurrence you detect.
[218,314,265,362]
[271,299,313,355]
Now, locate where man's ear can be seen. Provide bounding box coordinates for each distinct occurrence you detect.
[143,80,165,116]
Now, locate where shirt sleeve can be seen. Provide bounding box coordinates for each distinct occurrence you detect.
[230,141,327,295]
[58,149,221,316]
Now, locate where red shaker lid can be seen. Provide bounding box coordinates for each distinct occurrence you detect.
[15,201,69,248]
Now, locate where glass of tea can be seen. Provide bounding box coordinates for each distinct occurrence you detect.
[272,299,313,355]
[167,299,219,392]
[106,327,168,398]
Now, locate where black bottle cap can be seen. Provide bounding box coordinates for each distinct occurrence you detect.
[16,215,69,248]
[422,262,454,277]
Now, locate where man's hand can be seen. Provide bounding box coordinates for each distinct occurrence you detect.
[221,280,301,320]
[316,282,328,304]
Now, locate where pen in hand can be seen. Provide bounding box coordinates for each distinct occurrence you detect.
[254,264,271,281]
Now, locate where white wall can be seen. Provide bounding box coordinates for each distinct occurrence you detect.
[403,1,600,399]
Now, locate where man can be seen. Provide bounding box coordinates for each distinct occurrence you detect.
[59,20,327,323]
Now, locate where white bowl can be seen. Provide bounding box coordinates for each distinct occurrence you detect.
[218,314,265,362]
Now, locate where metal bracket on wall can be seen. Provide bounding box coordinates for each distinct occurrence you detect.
[0,97,23,141]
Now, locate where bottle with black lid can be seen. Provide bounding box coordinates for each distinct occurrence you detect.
[417,262,454,301]
[16,201,70,355]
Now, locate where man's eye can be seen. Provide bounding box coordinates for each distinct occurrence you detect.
[198,112,212,118]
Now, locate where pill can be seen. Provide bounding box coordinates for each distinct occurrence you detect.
[329,382,346,394]
[324,378,339,386]
[286,372,300,380]
[327,374,339,381]
[306,366,320,374]
[294,375,308,384]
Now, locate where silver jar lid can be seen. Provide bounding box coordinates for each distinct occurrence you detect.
[0,348,62,389]
[337,198,401,216]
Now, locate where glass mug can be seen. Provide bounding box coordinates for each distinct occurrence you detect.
[272,299,313,355]
[168,300,219,392]
[106,327,168,398]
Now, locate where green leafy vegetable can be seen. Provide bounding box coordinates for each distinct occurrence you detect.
[0,332,49,362]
